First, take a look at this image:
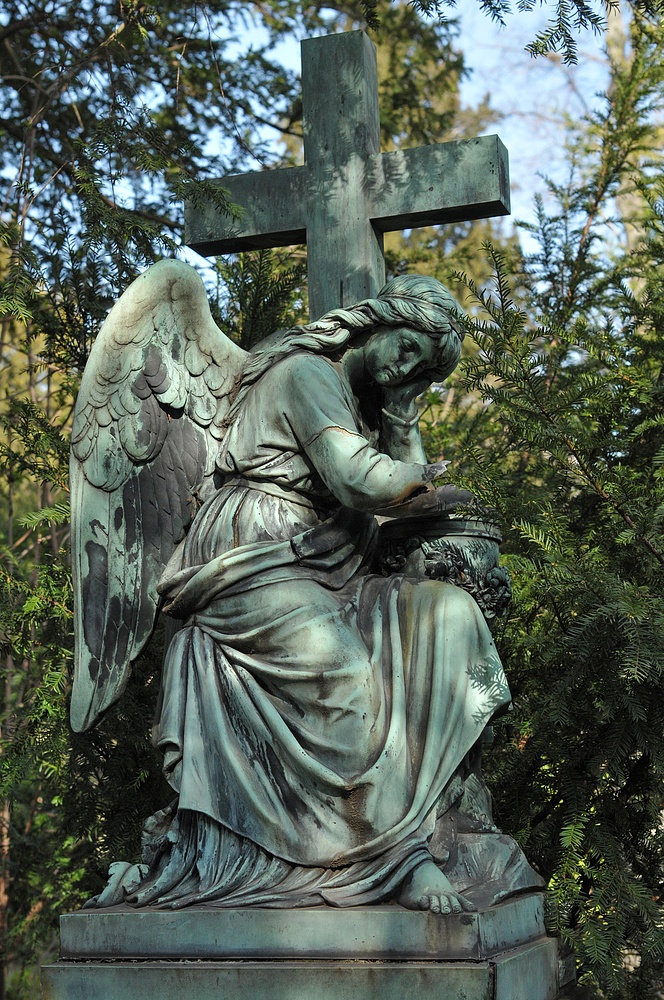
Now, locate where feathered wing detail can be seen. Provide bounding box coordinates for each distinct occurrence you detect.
[70,259,247,732]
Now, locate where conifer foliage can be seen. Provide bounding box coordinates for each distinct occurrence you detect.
[419,15,664,995]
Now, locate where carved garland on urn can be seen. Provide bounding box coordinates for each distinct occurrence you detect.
[377,516,512,621]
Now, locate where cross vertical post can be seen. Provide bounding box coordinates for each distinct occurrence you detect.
[301,32,385,314]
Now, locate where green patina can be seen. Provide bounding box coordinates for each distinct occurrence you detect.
[42,30,569,1000]
[63,20,556,963]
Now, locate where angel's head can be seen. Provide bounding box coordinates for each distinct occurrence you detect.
[330,274,467,387]
[231,274,466,413]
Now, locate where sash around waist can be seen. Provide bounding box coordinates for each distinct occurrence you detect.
[221,476,334,513]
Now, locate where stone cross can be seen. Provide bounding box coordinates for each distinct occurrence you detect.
[185,31,510,320]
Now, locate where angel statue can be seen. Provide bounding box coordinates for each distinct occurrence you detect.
[71,258,540,916]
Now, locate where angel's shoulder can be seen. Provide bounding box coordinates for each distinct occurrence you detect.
[251,351,358,437]
[267,351,343,392]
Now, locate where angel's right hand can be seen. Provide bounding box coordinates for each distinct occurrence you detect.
[423,460,450,482]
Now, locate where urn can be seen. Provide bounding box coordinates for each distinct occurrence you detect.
[377,515,512,621]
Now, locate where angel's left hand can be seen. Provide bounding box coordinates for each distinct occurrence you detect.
[382,375,431,419]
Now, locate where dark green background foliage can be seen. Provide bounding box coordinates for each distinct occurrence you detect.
[418,21,664,993]
[0,1,662,998]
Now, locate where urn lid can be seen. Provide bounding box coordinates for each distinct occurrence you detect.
[378,515,503,545]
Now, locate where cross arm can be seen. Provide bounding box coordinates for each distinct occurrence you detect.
[185,166,308,256]
[367,135,510,232]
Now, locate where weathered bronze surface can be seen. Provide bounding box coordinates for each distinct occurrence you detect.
[379,515,513,620]
[43,896,566,1000]
[46,25,570,1000]
[70,259,543,916]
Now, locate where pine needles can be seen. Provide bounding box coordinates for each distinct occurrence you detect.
[419,18,664,992]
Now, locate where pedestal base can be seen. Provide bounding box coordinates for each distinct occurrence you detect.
[41,893,573,1000]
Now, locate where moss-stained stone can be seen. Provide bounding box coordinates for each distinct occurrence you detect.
[43,896,567,999]
[42,941,562,1000]
[59,894,545,961]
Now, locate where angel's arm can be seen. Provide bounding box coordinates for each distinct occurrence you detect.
[379,376,429,464]
[379,407,427,464]
[304,427,435,510]
[280,355,438,511]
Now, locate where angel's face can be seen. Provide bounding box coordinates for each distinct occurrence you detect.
[363,325,437,387]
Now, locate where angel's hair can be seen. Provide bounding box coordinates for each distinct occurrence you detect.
[229,274,466,420]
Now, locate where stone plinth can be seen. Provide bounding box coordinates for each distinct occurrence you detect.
[42,893,572,1000]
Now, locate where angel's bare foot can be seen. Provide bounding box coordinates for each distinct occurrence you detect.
[397,860,477,915]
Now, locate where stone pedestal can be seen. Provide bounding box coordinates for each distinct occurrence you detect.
[41,893,573,999]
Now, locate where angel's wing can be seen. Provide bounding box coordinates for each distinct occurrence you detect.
[69,258,247,732]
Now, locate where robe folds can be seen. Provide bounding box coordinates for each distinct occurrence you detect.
[127,352,511,908]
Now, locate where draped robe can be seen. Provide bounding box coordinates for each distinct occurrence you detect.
[128,352,511,908]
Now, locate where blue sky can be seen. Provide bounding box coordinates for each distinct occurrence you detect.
[454,3,612,225]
